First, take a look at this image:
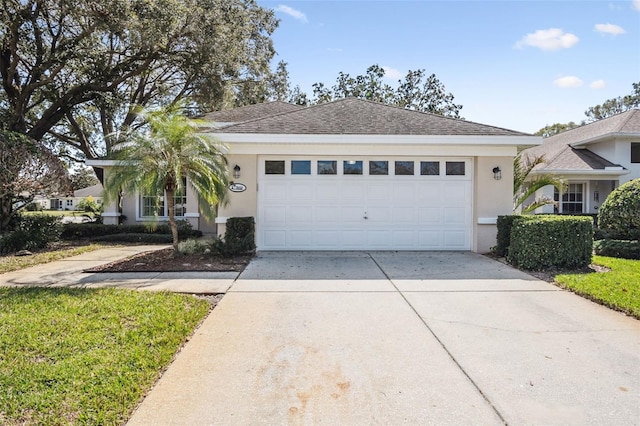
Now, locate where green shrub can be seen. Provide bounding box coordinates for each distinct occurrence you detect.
[594,227,640,241]
[178,238,209,255]
[212,217,255,257]
[508,215,593,270]
[93,233,173,243]
[61,220,201,240]
[0,215,62,254]
[76,196,102,214]
[495,215,519,257]
[598,179,640,239]
[594,239,640,260]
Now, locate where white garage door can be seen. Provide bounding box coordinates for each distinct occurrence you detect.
[257,157,473,250]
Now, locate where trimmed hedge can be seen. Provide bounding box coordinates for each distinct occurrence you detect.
[93,233,173,243]
[508,215,593,270]
[495,215,518,257]
[212,217,255,257]
[61,221,201,240]
[594,239,640,260]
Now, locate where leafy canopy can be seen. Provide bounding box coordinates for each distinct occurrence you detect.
[310,64,463,118]
[0,0,277,163]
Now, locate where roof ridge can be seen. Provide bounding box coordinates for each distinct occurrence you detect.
[615,108,639,132]
[208,102,306,130]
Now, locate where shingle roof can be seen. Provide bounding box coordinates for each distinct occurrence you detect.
[201,101,303,125]
[74,184,103,198]
[213,98,530,136]
[522,109,640,172]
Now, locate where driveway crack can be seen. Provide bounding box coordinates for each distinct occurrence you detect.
[367,252,508,425]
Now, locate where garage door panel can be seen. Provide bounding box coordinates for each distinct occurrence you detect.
[288,206,313,223]
[419,208,441,225]
[264,183,287,201]
[289,183,313,200]
[263,230,287,248]
[315,206,339,223]
[341,206,365,222]
[341,182,366,201]
[393,231,416,247]
[264,206,286,225]
[314,231,339,247]
[367,183,392,200]
[316,183,339,200]
[418,183,441,201]
[443,207,467,225]
[367,230,392,246]
[341,230,366,247]
[288,230,313,247]
[392,208,415,223]
[367,206,391,223]
[443,231,468,249]
[419,230,442,249]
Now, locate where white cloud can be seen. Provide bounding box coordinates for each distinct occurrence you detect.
[515,28,579,51]
[553,76,584,88]
[595,23,626,35]
[634,0,640,11]
[590,80,606,89]
[382,66,403,80]
[275,5,307,22]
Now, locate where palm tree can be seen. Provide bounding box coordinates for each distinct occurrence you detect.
[513,153,566,214]
[103,105,229,253]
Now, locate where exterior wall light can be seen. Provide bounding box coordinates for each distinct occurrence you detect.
[233,164,241,179]
[492,166,502,180]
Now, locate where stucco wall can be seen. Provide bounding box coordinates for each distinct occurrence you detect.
[217,154,259,236]
[474,156,514,253]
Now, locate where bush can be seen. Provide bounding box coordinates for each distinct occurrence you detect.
[598,179,640,239]
[508,215,593,270]
[594,239,640,260]
[0,215,63,254]
[93,233,173,243]
[495,215,519,257]
[594,227,640,241]
[212,217,255,257]
[61,220,201,240]
[76,196,102,214]
[178,238,209,255]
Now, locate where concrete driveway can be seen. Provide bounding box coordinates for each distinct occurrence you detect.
[128,252,640,425]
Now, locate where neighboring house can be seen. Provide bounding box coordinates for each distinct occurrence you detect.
[33,184,103,210]
[89,98,539,253]
[521,109,639,214]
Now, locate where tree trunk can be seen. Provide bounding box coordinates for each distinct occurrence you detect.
[165,189,179,255]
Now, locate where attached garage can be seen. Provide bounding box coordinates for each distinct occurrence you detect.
[93,99,539,252]
[258,156,472,250]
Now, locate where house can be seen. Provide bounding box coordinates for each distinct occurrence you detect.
[31,183,103,210]
[89,98,540,253]
[521,109,639,214]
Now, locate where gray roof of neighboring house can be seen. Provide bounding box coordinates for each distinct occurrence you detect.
[212,98,531,136]
[74,184,103,198]
[201,101,304,125]
[522,109,640,172]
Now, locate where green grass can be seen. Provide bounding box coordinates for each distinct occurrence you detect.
[0,244,105,274]
[555,256,640,319]
[0,288,210,425]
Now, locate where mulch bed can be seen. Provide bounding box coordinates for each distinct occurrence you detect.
[85,248,252,273]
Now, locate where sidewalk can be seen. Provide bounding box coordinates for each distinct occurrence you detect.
[0,245,238,294]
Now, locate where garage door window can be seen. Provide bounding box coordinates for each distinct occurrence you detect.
[395,161,414,175]
[420,161,440,175]
[291,160,311,175]
[343,160,363,175]
[265,160,285,174]
[446,161,465,176]
[369,161,388,175]
[318,160,337,175]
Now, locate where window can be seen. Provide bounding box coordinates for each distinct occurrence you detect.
[317,160,337,175]
[632,143,640,163]
[369,161,389,175]
[66,199,73,207]
[395,161,414,175]
[420,161,440,176]
[343,160,363,175]
[291,160,311,175]
[141,178,187,218]
[446,161,465,176]
[265,160,285,174]
[554,183,583,213]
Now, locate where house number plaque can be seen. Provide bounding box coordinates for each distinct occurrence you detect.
[229,182,247,193]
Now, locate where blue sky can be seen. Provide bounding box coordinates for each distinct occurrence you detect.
[257,0,640,133]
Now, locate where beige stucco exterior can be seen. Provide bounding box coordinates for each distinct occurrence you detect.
[90,135,536,253]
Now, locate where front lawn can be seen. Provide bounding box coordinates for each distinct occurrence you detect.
[0,243,105,274]
[0,288,210,425]
[555,256,640,319]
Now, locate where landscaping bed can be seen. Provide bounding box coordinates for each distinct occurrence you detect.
[85,247,253,273]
